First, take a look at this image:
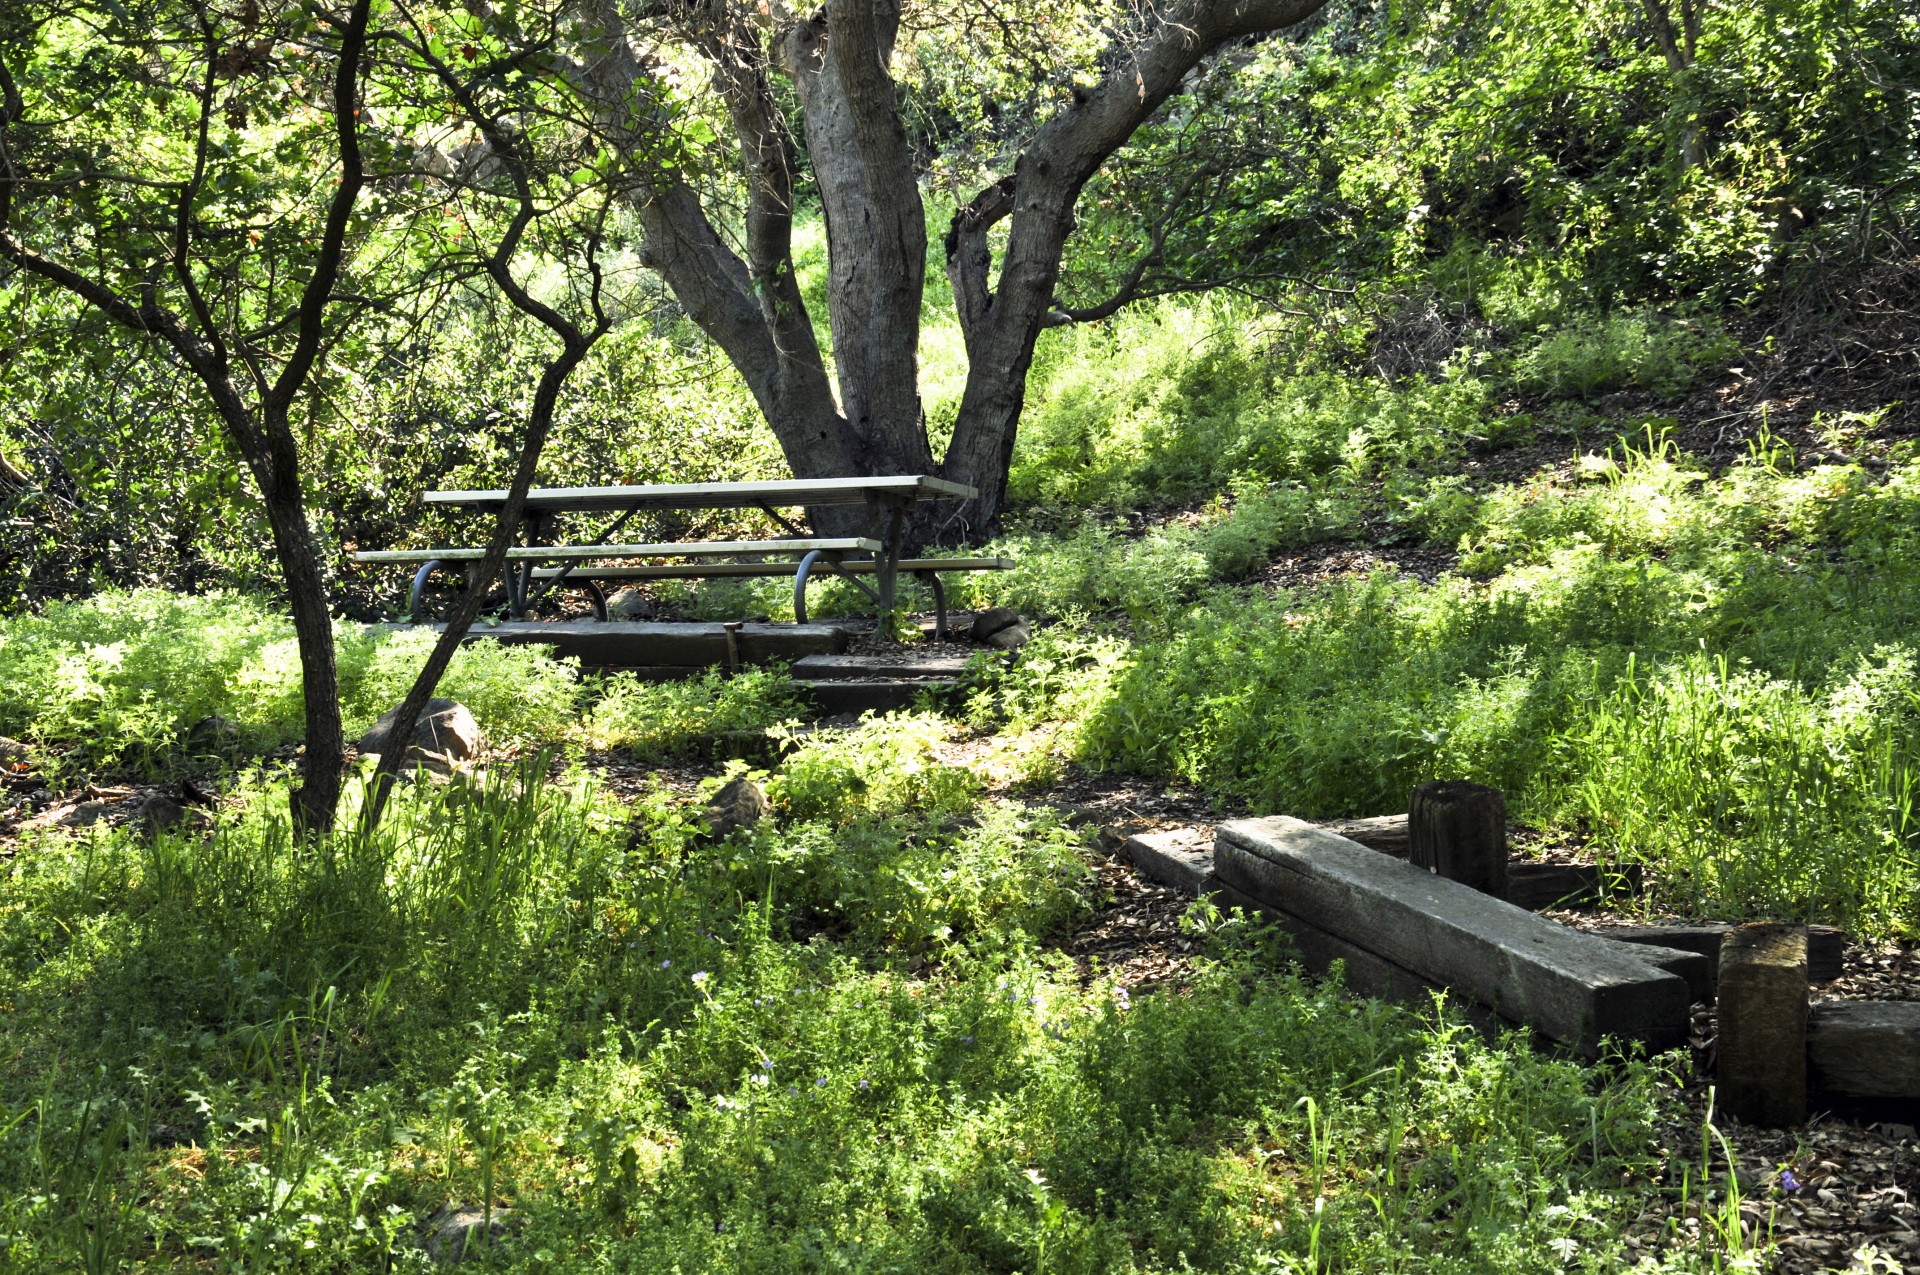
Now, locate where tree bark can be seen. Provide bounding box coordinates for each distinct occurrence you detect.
[580,0,1329,543]
[357,3,616,833]
[781,2,933,477]
[938,0,1329,537]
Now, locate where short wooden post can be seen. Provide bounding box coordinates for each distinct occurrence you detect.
[1408,780,1508,899]
[1717,923,1807,1127]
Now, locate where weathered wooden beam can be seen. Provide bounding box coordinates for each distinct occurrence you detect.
[1122,828,1216,895]
[1409,780,1508,898]
[1590,923,1845,983]
[354,537,882,564]
[1716,924,1808,1127]
[1215,817,1690,1057]
[1808,1002,1920,1101]
[531,557,1016,581]
[1316,813,1641,910]
[1608,941,1713,1001]
[1318,814,1411,857]
[1507,862,1644,911]
[424,475,976,512]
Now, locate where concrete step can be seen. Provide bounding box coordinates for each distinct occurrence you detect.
[795,678,956,715]
[790,652,977,681]
[396,620,850,670]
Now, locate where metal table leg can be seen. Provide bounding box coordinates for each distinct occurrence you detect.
[916,570,948,641]
[793,550,823,625]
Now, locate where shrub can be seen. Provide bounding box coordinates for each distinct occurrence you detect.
[0,590,583,771]
[583,666,803,760]
[1509,310,1736,401]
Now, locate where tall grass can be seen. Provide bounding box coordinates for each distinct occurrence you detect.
[977,438,1920,935]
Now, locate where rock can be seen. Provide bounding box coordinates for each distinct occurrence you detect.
[423,1205,518,1264]
[57,800,118,829]
[141,793,213,836]
[605,586,655,620]
[971,606,1024,643]
[0,736,28,766]
[183,714,243,755]
[357,698,482,775]
[704,777,769,838]
[981,619,1031,651]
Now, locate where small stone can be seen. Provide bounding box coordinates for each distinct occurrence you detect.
[704,777,769,839]
[183,714,243,755]
[423,1206,518,1264]
[357,698,482,774]
[970,606,1023,643]
[980,619,1031,650]
[605,586,654,620]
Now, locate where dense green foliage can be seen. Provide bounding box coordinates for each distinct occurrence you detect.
[2,733,1753,1272]
[957,383,1920,933]
[0,592,582,770]
[5,0,1919,1267]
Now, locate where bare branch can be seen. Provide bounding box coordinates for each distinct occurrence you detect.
[268,0,375,416]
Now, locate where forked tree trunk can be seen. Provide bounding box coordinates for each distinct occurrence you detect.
[582,0,1329,544]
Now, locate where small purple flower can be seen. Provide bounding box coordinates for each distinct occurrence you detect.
[691,970,709,985]
[959,1035,974,1045]
[1781,1169,1802,1193]
[815,1077,827,1087]
[1114,987,1132,1010]
[1030,995,1042,1008]
[788,1086,798,1095]
[859,1078,870,1089]
[661,959,671,969]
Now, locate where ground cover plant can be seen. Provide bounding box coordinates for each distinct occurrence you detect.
[3,0,1917,1266]
[957,420,1920,938]
[1,724,1755,1273]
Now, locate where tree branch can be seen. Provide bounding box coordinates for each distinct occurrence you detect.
[268,0,373,416]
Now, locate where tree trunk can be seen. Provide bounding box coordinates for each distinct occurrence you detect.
[580,0,1330,544]
[258,458,344,833]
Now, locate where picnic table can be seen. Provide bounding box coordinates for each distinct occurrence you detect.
[352,475,1012,637]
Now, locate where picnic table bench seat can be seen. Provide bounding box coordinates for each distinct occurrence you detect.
[353,476,1011,638]
[354,537,883,564]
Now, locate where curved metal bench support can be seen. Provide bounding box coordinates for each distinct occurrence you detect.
[794,551,886,625]
[408,557,606,622]
[581,580,609,622]
[408,559,445,622]
[793,550,823,625]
